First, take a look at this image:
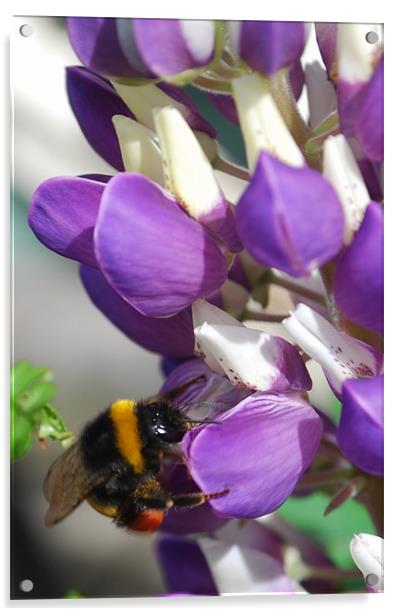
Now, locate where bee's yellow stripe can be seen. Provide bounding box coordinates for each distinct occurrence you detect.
[109,399,145,472]
[86,497,118,519]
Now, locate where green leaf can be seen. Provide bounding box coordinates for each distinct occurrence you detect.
[11,414,34,461]
[11,360,52,400]
[19,382,57,414]
[38,404,75,448]
[65,589,84,599]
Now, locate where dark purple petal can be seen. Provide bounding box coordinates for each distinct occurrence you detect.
[160,465,227,535]
[160,356,190,377]
[156,535,218,596]
[80,265,195,357]
[67,17,148,78]
[337,80,365,137]
[66,66,135,170]
[355,58,384,162]
[289,59,305,101]
[337,375,383,475]
[159,82,217,138]
[182,392,323,518]
[236,151,344,277]
[235,21,306,76]
[206,92,239,125]
[333,202,383,333]
[357,159,383,203]
[94,173,228,317]
[133,19,216,77]
[315,23,337,77]
[28,176,104,266]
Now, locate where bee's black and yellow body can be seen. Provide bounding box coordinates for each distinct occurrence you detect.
[43,378,226,533]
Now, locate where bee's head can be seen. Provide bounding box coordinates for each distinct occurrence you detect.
[144,401,188,443]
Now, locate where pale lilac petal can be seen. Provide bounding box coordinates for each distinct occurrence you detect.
[94,173,228,318]
[236,151,344,277]
[66,66,135,170]
[315,23,337,77]
[80,265,194,357]
[133,19,216,77]
[182,392,323,518]
[333,202,383,333]
[231,21,306,76]
[338,375,383,475]
[156,536,218,595]
[355,57,384,162]
[28,176,104,267]
[67,17,149,78]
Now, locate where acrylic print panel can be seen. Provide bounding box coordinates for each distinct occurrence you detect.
[11,16,383,599]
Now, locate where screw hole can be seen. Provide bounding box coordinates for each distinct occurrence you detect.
[365,31,379,44]
[19,24,33,37]
[19,579,33,593]
[365,573,379,586]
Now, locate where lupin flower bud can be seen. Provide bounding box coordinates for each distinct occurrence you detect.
[350,534,383,592]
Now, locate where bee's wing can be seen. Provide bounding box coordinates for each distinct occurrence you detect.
[43,441,111,527]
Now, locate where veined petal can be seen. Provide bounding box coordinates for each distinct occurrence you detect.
[355,57,383,162]
[133,19,217,77]
[323,135,370,245]
[229,21,306,77]
[283,303,382,394]
[338,375,383,475]
[66,66,135,171]
[333,202,383,333]
[236,151,344,277]
[28,176,104,267]
[112,115,164,183]
[80,265,194,357]
[182,391,323,518]
[194,322,311,392]
[232,73,304,172]
[154,107,241,252]
[67,17,148,78]
[94,173,228,317]
[350,533,383,592]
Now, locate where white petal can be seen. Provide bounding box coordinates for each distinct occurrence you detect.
[323,134,370,245]
[337,24,383,83]
[213,169,248,205]
[305,61,337,131]
[194,323,282,390]
[112,115,163,183]
[350,533,383,591]
[154,106,224,219]
[192,299,243,329]
[198,537,305,595]
[282,303,377,392]
[180,20,215,63]
[231,73,304,172]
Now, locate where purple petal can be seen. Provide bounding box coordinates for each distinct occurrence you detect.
[337,80,365,137]
[160,464,227,535]
[355,57,384,162]
[337,375,383,475]
[80,265,195,357]
[94,173,228,317]
[206,92,239,125]
[289,59,305,101]
[182,392,323,518]
[357,159,383,203]
[156,535,218,596]
[66,66,135,170]
[315,23,337,77]
[159,82,217,138]
[234,21,306,76]
[67,17,148,78]
[160,356,190,377]
[236,151,344,277]
[133,19,216,77]
[333,202,383,333]
[28,176,104,267]
[67,66,135,171]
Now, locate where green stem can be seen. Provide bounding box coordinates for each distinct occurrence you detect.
[268,271,326,306]
[192,75,233,93]
[213,155,250,181]
[297,467,354,490]
[243,310,289,323]
[304,566,362,583]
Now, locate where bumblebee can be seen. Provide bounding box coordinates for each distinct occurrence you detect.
[43,377,226,532]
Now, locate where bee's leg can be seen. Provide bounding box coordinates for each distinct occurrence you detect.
[158,442,186,462]
[169,489,229,510]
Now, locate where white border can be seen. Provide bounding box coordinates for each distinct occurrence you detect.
[1,0,396,613]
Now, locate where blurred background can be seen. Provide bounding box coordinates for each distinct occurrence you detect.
[11,16,373,599]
